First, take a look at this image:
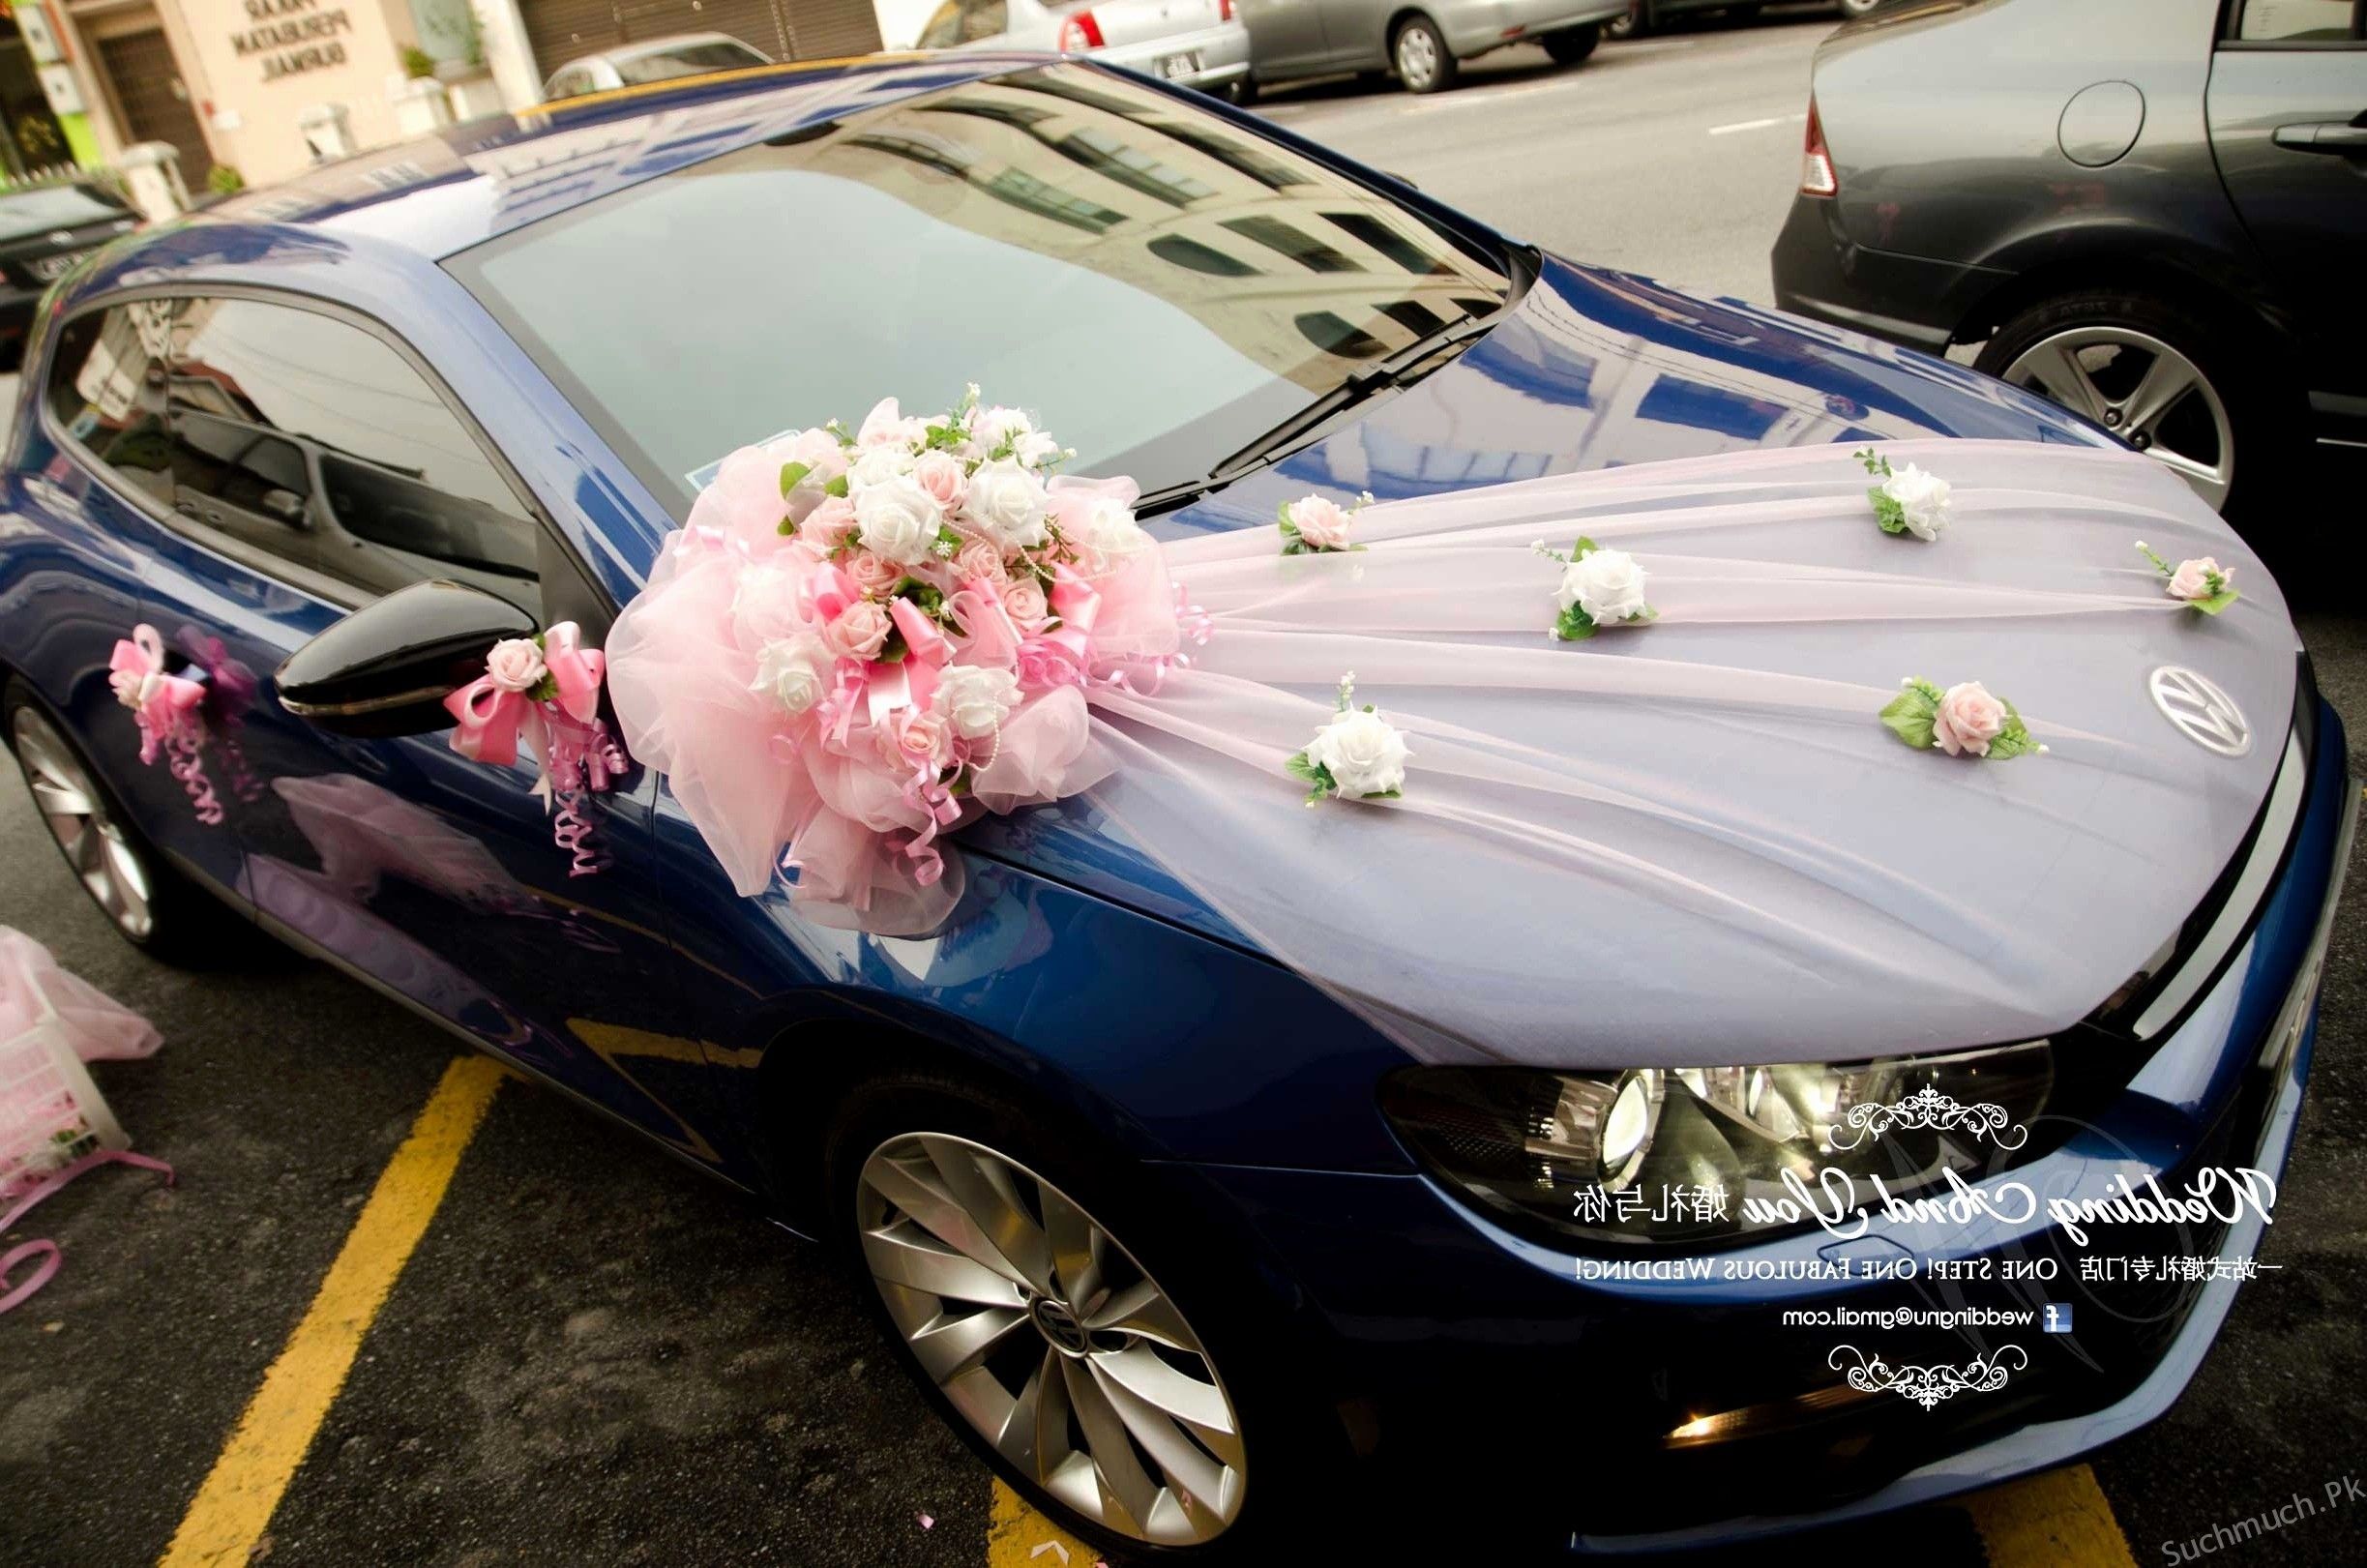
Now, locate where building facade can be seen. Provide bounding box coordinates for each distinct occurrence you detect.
[5,0,890,194]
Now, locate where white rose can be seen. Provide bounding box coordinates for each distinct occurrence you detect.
[1074,493,1148,562]
[967,404,1035,453]
[853,472,944,566]
[1308,708,1409,798]
[749,634,832,716]
[963,459,1049,550]
[932,663,1021,741]
[1880,462,1952,541]
[848,444,915,490]
[1557,547,1650,624]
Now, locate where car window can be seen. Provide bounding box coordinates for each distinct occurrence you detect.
[2232,0,2362,41]
[616,41,769,83]
[917,2,967,46]
[447,62,1511,518]
[44,301,178,508]
[165,298,541,612]
[0,183,133,243]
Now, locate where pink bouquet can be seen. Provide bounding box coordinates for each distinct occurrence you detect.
[606,389,1195,930]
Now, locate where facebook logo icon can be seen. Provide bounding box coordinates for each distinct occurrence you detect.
[2043,1303,2075,1334]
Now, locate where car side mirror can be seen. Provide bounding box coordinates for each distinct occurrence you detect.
[275,579,537,738]
[261,488,307,526]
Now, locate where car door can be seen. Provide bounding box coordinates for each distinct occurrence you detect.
[2209,0,2367,444]
[113,290,728,1163]
[1235,0,1336,75]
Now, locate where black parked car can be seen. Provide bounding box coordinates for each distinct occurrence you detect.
[1609,0,1880,40]
[0,182,137,368]
[1770,0,2367,521]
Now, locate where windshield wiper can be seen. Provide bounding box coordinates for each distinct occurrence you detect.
[1135,311,1502,515]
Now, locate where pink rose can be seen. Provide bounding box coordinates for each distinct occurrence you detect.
[485,637,547,694]
[914,451,969,511]
[843,550,903,600]
[799,494,857,551]
[955,539,1009,588]
[822,599,892,663]
[1001,577,1049,629]
[1931,680,2007,757]
[882,707,952,770]
[2166,556,2225,601]
[1287,495,1355,551]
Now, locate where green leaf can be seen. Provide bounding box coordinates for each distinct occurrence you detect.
[1284,751,1324,784]
[1572,535,1600,560]
[777,517,796,536]
[1869,488,1908,534]
[1553,605,1597,641]
[823,474,848,498]
[2191,589,2240,615]
[1854,447,1891,479]
[778,460,811,496]
[1982,698,2043,759]
[1879,687,1938,749]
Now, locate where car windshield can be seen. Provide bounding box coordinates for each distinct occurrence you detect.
[0,184,128,242]
[447,64,1510,518]
[616,41,769,84]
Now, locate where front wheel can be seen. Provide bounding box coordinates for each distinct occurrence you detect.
[831,1073,1345,1557]
[1542,20,1601,65]
[1606,2,1650,39]
[1217,73,1257,106]
[1392,15,1458,94]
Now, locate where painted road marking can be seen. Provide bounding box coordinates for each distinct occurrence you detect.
[1964,1464,2139,1568]
[989,1480,1100,1568]
[159,1055,508,1568]
[1708,111,1807,136]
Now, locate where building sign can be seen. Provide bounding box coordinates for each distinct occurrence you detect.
[229,0,355,83]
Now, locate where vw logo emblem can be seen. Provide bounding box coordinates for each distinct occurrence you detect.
[2148,666,2251,757]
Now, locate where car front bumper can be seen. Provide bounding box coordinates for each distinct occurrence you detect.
[1166,696,2354,1549]
[1095,23,1253,89]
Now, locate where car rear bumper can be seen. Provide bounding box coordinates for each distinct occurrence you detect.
[1169,696,2353,1548]
[1769,193,2011,354]
[1442,0,1630,56]
[1096,23,1252,86]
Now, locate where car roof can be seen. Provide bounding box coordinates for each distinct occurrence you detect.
[196,52,1044,263]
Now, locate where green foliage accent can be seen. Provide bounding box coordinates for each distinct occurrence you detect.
[1854,447,1892,479]
[2192,587,2240,615]
[895,577,946,616]
[1553,604,1598,641]
[778,460,811,497]
[1868,488,1908,535]
[1984,700,2043,759]
[822,474,848,498]
[1879,680,1941,750]
[207,164,247,195]
[1572,535,1600,560]
[2135,541,2175,577]
[1284,749,1336,806]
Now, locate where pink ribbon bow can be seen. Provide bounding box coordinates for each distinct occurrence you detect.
[108,625,204,765]
[443,623,626,874]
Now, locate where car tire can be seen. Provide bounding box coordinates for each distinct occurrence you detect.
[1218,73,1257,106]
[1391,15,1458,94]
[826,1067,1350,1559]
[1542,21,1602,65]
[1606,3,1650,39]
[3,680,260,965]
[1973,289,2288,524]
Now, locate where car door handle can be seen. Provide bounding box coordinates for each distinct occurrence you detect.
[2272,121,2367,152]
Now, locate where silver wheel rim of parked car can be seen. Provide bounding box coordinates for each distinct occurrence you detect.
[2001,326,2235,512]
[1396,25,1442,91]
[11,705,154,941]
[856,1133,1247,1545]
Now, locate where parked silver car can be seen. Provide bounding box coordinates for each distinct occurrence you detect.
[918,0,1254,100]
[541,33,772,102]
[1238,0,1628,93]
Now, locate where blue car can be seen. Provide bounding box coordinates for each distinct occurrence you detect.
[0,53,2352,1559]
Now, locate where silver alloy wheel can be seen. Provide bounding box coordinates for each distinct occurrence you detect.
[1395,25,1441,90]
[856,1133,1247,1545]
[11,705,154,940]
[2001,326,2234,511]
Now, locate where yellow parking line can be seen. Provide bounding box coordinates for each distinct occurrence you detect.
[1963,1464,2138,1568]
[159,1055,509,1568]
[987,1479,1101,1568]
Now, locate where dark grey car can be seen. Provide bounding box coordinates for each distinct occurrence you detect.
[1769,0,2367,521]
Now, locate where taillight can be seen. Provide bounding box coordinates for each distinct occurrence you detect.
[1058,10,1104,50]
[1218,0,1235,17]
[1800,97,1837,197]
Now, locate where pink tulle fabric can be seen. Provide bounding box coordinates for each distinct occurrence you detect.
[614,437,2293,1064]
[0,930,161,1063]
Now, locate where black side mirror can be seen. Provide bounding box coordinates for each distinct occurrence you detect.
[275,579,537,738]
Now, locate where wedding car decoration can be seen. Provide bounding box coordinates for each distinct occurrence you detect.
[1277,491,1373,554]
[1532,536,1654,639]
[444,623,627,876]
[1855,448,1953,540]
[1285,672,1410,806]
[1880,677,2045,759]
[2136,541,2238,614]
[108,625,222,826]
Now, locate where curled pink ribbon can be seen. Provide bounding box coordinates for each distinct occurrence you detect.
[443,622,626,873]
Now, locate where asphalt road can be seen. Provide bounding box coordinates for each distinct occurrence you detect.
[5,14,2365,1568]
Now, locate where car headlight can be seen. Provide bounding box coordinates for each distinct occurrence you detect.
[1378,1041,2054,1249]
